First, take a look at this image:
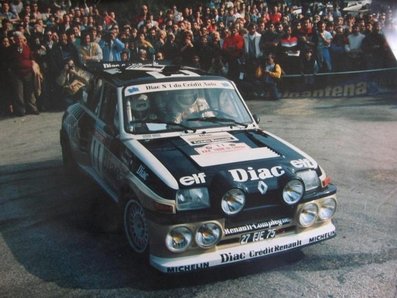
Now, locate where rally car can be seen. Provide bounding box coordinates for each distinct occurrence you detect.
[60,62,337,273]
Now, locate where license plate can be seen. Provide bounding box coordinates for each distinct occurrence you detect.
[240,229,276,244]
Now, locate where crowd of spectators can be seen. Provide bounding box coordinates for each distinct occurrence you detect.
[0,0,396,115]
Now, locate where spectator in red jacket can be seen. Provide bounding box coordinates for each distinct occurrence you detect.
[222,24,244,80]
[269,5,282,25]
[9,32,40,116]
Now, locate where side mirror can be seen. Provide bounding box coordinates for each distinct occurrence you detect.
[253,114,260,124]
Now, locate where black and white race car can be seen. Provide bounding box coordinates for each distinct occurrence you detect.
[60,63,337,273]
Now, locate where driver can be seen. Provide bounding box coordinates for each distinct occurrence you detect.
[169,89,214,123]
[129,94,157,132]
[131,94,151,120]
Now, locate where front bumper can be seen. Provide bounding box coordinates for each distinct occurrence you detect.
[150,221,335,273]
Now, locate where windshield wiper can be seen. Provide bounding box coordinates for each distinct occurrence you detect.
[185,116,248,128]
[129,119,196,132]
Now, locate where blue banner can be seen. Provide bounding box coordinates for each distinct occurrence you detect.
[279,67,397,98]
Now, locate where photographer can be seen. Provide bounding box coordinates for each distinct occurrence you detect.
[100,28,125,62]
[56,59,89,107]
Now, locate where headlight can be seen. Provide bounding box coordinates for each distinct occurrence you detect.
[195,223,222,248]
[165,226,192,253]
[318,197,337,220]
[283,179,304,205]
[296,170,320,191]
[298,203,318,227]
[221,188,245,215]
[176,188,210,211]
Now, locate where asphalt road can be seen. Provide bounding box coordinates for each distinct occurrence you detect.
[0,95,396,297]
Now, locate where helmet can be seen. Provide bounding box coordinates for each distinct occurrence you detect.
[131,94,150,120]
[175,89,196,107]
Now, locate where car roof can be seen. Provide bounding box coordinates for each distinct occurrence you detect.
[84,62,226,87]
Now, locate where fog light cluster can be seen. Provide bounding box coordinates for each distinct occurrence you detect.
[166,222,222,253]
[195,223,222,248]
[299,203,318,227]
[297,196,337,227]
[165,226,192,253]
[318,197,337,220]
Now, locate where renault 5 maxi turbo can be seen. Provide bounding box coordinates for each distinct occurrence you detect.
[60,62,337,273]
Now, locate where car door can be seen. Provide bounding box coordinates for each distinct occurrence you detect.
[90,82,123,194]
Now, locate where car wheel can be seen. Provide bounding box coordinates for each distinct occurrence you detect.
[123,199,149,254]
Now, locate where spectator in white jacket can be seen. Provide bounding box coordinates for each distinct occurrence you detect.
[243,23,262,80]
[345,24,365,70]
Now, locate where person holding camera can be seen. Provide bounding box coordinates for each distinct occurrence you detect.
[255,53,283,100]
[100,28,125,62]
[56,59,89,107]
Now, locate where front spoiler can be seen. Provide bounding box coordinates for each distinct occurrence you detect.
[150,222,335,273]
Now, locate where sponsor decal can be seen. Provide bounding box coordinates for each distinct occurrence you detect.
[195,142,250,155]
[91,138,105,174]
[224,218,291,236]
[282,82,367,98]
[179,173,206,186]
[182,132,238,146]
[127,87,139,94]
[273,240,302,251]
[220,240,302,263]
[191,147,279,167]
[103,62,129,69]
[220,252,246,263]
[124,80,233,96]
[136,164,149,180]
[290,158,317,169]
[228,166,285,182]
[309,231,336,243]
[248,240,302,258]
[102,150,122,181]
[166,262,210,273]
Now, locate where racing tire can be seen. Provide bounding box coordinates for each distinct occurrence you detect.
[123,199,149,254]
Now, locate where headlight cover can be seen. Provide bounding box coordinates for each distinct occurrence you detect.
[296,170,320,192]
[221,188,246,215]
[195,222,222,248]
[176,188,210,211]
[283,179,304,205]
[165,226,192,253]
[298,202,318,227]
[318,197,337,220]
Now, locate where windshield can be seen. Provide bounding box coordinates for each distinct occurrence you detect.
[123,80,253,134]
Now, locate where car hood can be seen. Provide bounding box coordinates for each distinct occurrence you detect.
[138,130,319,190]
